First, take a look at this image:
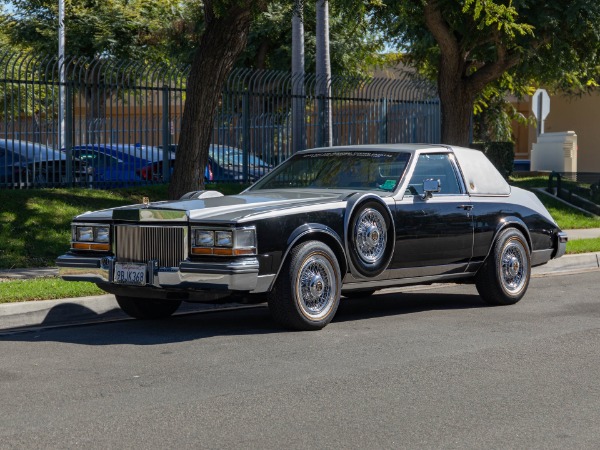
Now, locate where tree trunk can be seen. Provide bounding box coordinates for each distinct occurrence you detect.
[423,0,520,147]
[168,5,258,200]
[438,81,474,146]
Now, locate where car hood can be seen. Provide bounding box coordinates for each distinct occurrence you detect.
[75,190,359,223]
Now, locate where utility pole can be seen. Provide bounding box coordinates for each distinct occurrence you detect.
[316,0,332,147]
[58,0,66,151]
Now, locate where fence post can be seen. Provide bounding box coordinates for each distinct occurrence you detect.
[162,85,170,183]
[380,97,388,144]
[242,91,250,183]
[65,82,73,186]
[548,171,562,196]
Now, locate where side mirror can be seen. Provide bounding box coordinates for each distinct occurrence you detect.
[422,178,441,200]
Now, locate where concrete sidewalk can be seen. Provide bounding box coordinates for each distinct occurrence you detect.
[1,250,599,333]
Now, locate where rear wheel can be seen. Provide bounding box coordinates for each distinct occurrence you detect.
[268,241,341,330]
[475,228,531,306]
[115,296,182,319]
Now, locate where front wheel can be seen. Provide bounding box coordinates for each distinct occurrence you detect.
[475,228,531,306]
[115,296,182,319]
[267,241,341,330]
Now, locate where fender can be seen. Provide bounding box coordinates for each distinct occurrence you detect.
[480,216,533,265]
[280,222,347,271]
[343,193,396,279]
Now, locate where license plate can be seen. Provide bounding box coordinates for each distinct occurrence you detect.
[114,262,147,285]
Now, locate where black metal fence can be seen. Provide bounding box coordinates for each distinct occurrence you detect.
[1,51,440,189]
[548,171,600,215]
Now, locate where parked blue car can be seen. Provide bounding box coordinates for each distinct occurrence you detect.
[70,144,174,185]
[0,139,88,187]
[138,145,272,183]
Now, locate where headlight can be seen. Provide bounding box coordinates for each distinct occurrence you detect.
[72,224,111,251]
[191,227,256,256]
[95,226,110,243]
[76,226,93,242]
[194,230,214,247]
[215,231,233,247]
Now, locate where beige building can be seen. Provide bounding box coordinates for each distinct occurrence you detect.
[513,92,600,172]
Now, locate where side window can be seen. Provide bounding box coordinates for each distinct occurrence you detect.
[75,151,99,166]
[406,153,463,196]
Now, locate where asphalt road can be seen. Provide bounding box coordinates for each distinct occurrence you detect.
[1,271,599,449]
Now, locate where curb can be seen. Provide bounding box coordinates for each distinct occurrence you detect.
[0,294,249,334]
[532,251,600,275]
[1,253,599,333]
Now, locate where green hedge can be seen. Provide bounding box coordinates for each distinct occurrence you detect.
[471,141,514,178]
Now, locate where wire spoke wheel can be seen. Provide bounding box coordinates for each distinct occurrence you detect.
[354,208,387,264]
[268,241,341,330]
[499,240,528,295]
[296,254,337,320]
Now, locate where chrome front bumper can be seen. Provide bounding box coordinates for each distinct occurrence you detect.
[56,254,261,292]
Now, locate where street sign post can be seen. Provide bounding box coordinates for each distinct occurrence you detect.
[532,89,550,136]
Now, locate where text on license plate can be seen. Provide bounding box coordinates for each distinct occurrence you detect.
[114,262,146,285]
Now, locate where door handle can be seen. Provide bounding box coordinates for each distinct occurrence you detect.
[457,205,473,211]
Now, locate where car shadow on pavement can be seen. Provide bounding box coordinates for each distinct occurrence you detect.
[0,290,487,345]
[334,290,487,324]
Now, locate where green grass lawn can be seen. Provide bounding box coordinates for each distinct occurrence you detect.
[565,237,600,254]
[0,277,105,303]
[532,191,600,229]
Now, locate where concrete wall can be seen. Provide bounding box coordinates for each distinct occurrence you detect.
[543,91,600,172]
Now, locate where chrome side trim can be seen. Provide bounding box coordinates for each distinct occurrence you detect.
[342,272,475,291]
[342,262,468,284]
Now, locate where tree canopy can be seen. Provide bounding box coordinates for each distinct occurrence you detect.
[239,1,385,77]
[375,0,600,145]
[0,0,201,62]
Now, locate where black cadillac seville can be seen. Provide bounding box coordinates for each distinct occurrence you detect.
[57,144,568,330]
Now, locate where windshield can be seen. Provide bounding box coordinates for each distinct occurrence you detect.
[249,150,410,192]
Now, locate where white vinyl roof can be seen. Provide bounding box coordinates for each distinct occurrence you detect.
[452,146,511,196]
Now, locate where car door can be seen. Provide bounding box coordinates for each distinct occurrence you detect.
[390,152,474,278]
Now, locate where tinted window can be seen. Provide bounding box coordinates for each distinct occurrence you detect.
[407,153,463,195]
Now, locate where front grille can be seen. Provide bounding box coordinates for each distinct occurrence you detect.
[115,225,187,268]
